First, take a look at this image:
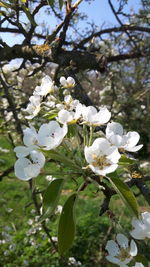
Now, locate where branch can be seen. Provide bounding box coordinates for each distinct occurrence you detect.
[0,45,107,72]
[77,25,150,48]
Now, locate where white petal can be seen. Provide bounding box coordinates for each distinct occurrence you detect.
[109,134,126,147]
[24,163,41,178]
[92,138,111,153]
[14,158,32,180]
[133,263,144,267]
[67,76,75,85]
[130,229,146,240]
[105,240,120,256]
[129,239,137,256]
[23,126,38,146]
[30,150,45,168]
[106,147,121,163]
[14,146,30,158]
[125,131,140,147]
[125,144,143,152]
[60,76,66,86]
[29,95,41,105]
[116,234,129,249]
[58,109,74,124]
[90,163,118,176]
[106,122,124,137]
[82,106,97,122]
[106,255,120,264]
[142,212,150,227]
[96,107,111,124]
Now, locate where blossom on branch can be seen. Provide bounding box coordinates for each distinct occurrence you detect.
[105,233,137,267]
[60,76,75,88]
[24,95,41,120]
[37,121,68,150]
[33,76,58,96]
[106,122,143,152]
[14,150,45,180]
[130,212,150,240]
[81,106,111,126]
[84,138,121,176]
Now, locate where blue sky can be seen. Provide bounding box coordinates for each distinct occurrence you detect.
[0,0,141,46]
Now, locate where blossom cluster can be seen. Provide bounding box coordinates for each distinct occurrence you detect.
[14,75,143,180]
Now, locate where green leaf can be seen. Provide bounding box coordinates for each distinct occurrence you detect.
[119,155,136,165]
[48,150,82,173]
[20,0,27,3]
[58,193,77,254]
[59,0,63,9]
[108,173,139,218]
[43,178,64,213]
[47,0,55,7]
[22,5,37,27]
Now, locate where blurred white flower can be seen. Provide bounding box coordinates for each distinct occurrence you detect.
[56,95,80,111]
[14,150,45,180]
[27,219,34,225]
[23,126,38,147]
[60,76,75,88]
[68,257,82,266]
[51,236,58,242]
[0,147,10,153]
[84,138,121,176]
[130,212,150,240]
[37,121,68,150]
[105,233,137,266]
[57,109,75,124]
[55,205,63,214]
[33,76,58,96]
[81,106,111,126]
[106,122,143,152]
[132,263,144,267]
[24,95,41,120]
[45,175,56,182]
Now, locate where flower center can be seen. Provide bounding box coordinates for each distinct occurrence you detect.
[92,154,111,169]
[117,247,131,262]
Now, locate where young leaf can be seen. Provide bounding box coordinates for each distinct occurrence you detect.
[119,155,136,165]
[108,173,139,218]
[0,1,13,8]
[58,193,77,254]
[22,6,37,27]
[48,150,82,173]
[43,178,64,214]
[47,0,55,7]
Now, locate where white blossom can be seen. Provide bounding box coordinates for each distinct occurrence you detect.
[33,76,58,96]
[84,138,121,176]
[60,76,75,88]
[45,175,56,182]
[14,150,45,180]
[55,205,63,214]
[24,95,41,120]
[130,212,150,240]
[106,122,143,152]
[105,233,137,267]
[37,121,68,150]
[81,106,111,126]
[132,263,144,267]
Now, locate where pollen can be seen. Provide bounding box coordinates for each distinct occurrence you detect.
[92,154,111,169]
